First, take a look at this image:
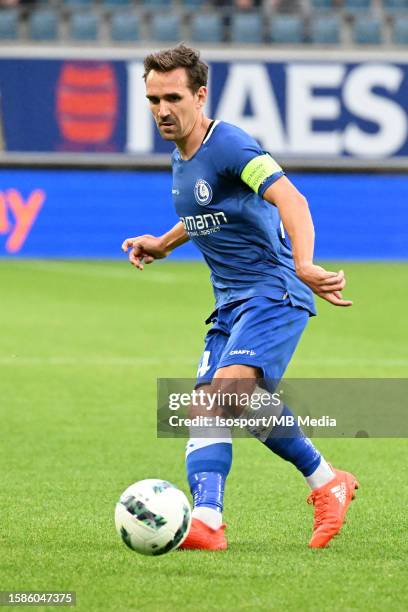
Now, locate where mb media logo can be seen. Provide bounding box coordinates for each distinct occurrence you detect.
[194,179,213,206]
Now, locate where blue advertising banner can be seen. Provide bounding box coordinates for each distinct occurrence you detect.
[134,60,408,160]
[0,169,407,259]
[0,54,407,160]
[0,59,127,153]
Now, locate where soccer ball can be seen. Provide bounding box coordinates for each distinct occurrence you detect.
[114,479,192,556]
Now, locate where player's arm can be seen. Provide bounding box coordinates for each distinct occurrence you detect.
[262,176,352,307]
[239,153,351,306]
[219,130,351,306]
[122,221,189,270]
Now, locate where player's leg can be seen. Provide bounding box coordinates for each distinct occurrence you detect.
[213,363,332,490]
[180,311,232,550]
[183,412,231,550]
[215,296,359,548]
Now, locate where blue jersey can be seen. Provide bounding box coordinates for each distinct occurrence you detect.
[171,121,316,315]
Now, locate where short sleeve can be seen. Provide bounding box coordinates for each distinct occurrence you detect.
[241,154,284,197]
[213,123,284,197]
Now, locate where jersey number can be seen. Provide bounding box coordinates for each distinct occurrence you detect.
[280,221,285,239]
[197,351,211,378]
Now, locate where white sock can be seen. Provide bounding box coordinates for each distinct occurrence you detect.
[192,507,222,530]
[306,457,335,490]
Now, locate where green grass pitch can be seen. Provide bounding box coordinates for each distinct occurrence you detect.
[0,260,407,611]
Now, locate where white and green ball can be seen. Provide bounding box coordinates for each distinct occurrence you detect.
[115,479,192,556]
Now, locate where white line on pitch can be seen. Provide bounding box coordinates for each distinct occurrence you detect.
[0,356,195,366]
[12,261,180,283]
[301,358,408,367]
[0,356,406,367]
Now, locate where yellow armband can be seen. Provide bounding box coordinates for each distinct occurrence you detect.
[240,154,283,193]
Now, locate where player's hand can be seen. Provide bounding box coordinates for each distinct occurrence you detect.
[296,263,353,307]
[121,234,169,270]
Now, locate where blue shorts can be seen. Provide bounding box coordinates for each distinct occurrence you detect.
[196,296,309,387]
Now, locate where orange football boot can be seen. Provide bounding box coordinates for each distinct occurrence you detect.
[179,518,227,551]
[307,467,359,548]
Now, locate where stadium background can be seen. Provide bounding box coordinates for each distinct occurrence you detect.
[0,47,407,258]
[1,13,408,612]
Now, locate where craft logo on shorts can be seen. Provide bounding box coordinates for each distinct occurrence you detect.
[194,179,213,206]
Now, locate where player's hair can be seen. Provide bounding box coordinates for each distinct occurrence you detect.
[143,44,208,93]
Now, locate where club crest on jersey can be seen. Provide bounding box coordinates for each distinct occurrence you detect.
[194,179,213,206]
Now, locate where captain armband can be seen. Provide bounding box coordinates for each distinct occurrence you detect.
[240,154,283,194]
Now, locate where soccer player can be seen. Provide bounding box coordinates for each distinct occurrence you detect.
[122,45,359,550]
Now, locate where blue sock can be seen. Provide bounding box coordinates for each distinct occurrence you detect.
[186,441,232,511]
[263,406,321,477]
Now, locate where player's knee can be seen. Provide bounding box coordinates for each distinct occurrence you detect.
[188,368,261,418]
[187,384,211,419]
[210,367,259,417]
[214,364,259,380]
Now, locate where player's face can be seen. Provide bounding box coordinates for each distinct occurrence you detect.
[145,68,207,141]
